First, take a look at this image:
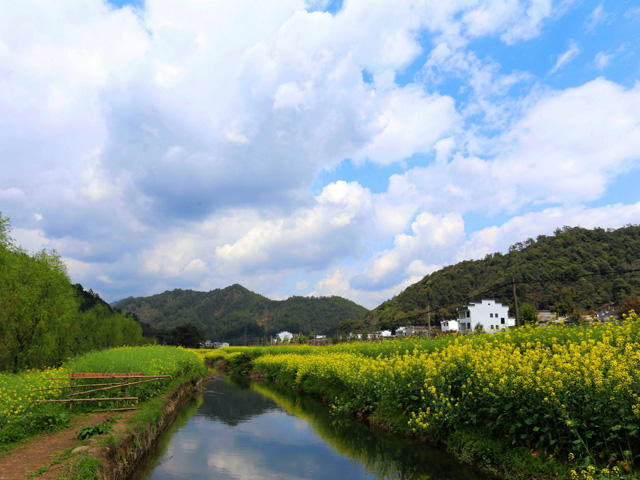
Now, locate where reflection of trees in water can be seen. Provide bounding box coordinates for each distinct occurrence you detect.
[197,375,278,426]
[130,395,204,480]
[252,381,492,480]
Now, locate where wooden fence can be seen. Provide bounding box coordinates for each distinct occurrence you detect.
[33,371,171,412]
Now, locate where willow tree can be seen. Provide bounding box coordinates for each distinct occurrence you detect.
[0,212,142,372]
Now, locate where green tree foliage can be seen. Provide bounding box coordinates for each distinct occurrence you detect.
[361,225,640,332]
[114,284,368,345]
[0,212,142,372]
[519,302,538,325]
[165,324,205,348]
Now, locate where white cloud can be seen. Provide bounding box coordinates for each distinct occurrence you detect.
[310,266,413,309]
[97,275,115,285]
[352,86,458,165]
[457,202,640,261]
[422,43,533,130]
[549,40,580,74]
[494,78,640,206]
[587,3,606,31]
[351,211,465,290]
[594,51,612,70]
[215,181,373,273]
[11,228,50,253]
[2,0,632,310]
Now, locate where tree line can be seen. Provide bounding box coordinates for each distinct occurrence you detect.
[114,284,368,345]
[0,213,142,373]
[362,225,640,331]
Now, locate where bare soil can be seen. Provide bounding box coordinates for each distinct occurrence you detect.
[0,411,134,480]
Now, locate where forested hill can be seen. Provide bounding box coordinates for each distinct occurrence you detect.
[361,225,640,331]
[113,284,368,344]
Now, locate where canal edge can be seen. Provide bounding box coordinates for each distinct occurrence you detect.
[66,375,205,479]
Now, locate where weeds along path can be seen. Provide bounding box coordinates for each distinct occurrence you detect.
[0,411,134,479]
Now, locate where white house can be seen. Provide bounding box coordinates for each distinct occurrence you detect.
[441,319,459,332]
[274,331,294,343]
[457,299,514,334]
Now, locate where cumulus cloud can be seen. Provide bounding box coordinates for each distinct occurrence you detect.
[493,78,640,205]
[380,78,640,222]
[351,212,465,290]
[215,181,373,273]
[351,86,458,165]
[457,202,640,261]
[2,0,636,309]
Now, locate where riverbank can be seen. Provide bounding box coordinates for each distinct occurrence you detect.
[209,320,640,480]
[0,346,206,479]
[77,375,204,479]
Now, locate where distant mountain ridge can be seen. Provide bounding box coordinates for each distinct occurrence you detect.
[361,225,640,331]
[113,284,368,344]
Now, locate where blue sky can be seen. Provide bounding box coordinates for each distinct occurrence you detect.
[1,0,639,308]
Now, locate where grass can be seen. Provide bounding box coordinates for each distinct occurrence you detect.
[0,346,204,449]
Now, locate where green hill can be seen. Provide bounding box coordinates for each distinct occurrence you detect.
[113,284,368,344]
[361,225,640,331]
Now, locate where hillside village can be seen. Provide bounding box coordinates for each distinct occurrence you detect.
[222,297,625,347]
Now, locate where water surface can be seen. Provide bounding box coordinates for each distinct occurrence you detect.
[137,375,494,480]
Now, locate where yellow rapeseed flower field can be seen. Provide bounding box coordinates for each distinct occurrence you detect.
[233,315,640,474]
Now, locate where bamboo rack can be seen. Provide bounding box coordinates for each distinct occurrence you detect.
[33,371,171,412]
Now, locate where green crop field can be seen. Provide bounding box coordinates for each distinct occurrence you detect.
[0,345,204,447]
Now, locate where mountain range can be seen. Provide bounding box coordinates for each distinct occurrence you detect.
[113,284,368,344]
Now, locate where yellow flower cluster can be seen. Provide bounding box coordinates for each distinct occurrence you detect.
[0,346,204,432]
[245,317,640,471]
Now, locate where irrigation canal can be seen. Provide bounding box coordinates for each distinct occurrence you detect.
[132,374,495,479]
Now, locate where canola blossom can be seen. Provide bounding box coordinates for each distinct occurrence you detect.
[0,346,204,445]
[224,317,640,473]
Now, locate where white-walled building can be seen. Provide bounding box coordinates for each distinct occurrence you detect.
[274,331,294,343]
[457,299,514,334]
[441,319,459,332]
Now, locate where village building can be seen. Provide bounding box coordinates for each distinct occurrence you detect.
[441,319,459,332]
[399,325,430,336]
[596,308,620,322]
[274,331,294,343]
[537,310,555,322]
[457,299,514,334]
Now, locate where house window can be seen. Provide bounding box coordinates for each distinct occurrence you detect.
[490,325,494,330]
[501,318,505,324]
[467,311,470,318]
[490,313,493,318]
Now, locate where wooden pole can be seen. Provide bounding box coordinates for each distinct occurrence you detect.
[67,378,163,397]
[69,376,73,411]
[512,277,520,327]
[35,397,139,403]
[124,367,129,410]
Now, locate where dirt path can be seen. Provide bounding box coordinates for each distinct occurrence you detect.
[0,411,133,480]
